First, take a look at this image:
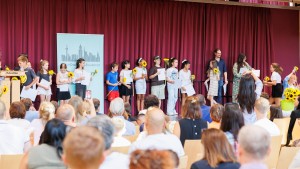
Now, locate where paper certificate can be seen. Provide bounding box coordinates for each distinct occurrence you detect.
[252,70,260,77]
[204,79,209,92]
[81,71,91,86]
[21,87,37,101]
[158,68,166,81]
[123,70,133,83]
[186,84,196,96]
[239,67,248,74]
[59,84,69,92]
[174,79,182,89]
[223,84,227,95]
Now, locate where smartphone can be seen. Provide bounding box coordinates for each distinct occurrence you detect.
[85,90,91,99]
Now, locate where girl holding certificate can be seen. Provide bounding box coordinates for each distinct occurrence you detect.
[74,58,89,100]
[166,58,179,116]
[133,58,147,112]
[179,59,192,106]
[56,63,71,105]
[36,60,52,102]
[120,60,133,103]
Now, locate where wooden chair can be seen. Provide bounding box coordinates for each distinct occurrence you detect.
[124,135,139,143]
[264,135,282,169]
[111,146,130,154]
[183,140,204,169]
[178,155,188,169]
[0,154,23,169]
[274,118,290,144]
[276,147,300,169]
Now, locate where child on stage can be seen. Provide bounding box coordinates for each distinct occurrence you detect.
[74,58,90,99]
[166,58,179,116]
[36,60,52,102]
[17,54,38,93]
[133,58,147,112]
[179,59,192,106]
[207,60,219,106]
[56,63,71,105]
[106,62,120,102]
[120,60,133,103]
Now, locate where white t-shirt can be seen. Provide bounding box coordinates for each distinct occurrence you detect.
[254,118,280,136]
[120,70,132,84]
[74,69,88,84]
[179,69,191,87]
[134,67,147,83]
[7,118,30,130]
[271,72,281,84]
[100,152,129,169]
[129,133,185,157]
[0,120,30,154]
[166,67,178,84]
[111,136,131,147]
[30,119,45,146]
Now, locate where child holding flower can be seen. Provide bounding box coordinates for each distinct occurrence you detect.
[283,67,298,95]
[119,60,133,103]
[133,58,147,112]
[207,60,219,105]
[36,60,52,102]
[56,63,71,105]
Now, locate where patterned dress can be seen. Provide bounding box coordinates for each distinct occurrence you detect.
[232,62,251,102]
[208,70,219,96]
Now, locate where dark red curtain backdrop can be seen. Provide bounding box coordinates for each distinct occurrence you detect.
[0,0,289,114]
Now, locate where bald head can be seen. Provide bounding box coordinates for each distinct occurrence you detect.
[145,107,165,134]
[56,104,75,121]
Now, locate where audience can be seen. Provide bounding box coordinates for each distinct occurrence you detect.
[50,100,59,114]
[93,98,102,115]
[55,104,77,128]
[129,149,179,169]
[254,97,280,136]
[220,102,244,146]
[30,101,55,145]
[124,102,136,122]
[173,96,208,146]
[237,72,263,125]
[136,114,145,132]
[62,126,105,169]
[0,100,31,154]
[7,101,30,130]
[111,118,131,147]
[191,128,240,169]
[20,119,67,169]
[77,99,96,125]
[208,104,224,129]
[197,94,211,123]
[110,98,135,136]
[21,98,39,122]
[129,107,184,157]
[237,125,270,169]
[144,94,160,110]
[68,95,83,124]
[87,115,129,169]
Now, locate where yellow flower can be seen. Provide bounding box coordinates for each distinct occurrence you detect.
[132,68,137,75]
[2,86,8,94]
[95,69,98,73]
[11,77,18,80]
[91,69,98,76]
[191,75,195,81]
[141,60,147,67]
[295,66,299,71]
[123,78,127,83]
[213,68,219,74]
[5,66,10,71]
[20,75,27,84]
[68,72,74,78]
[48,70,55,76]
[264,76,270,82]
[163,58,169,62]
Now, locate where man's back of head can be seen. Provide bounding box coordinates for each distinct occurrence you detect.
[255,97,270,118]
[56,104,75,121]
[145,107,165,134]
[0,100,6,119]
[196,94,206,106]
[144,95,159,109]
[238,125,271,165]
[109,98,124,116]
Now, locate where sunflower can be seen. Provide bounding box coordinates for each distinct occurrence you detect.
[68,72,74,78]
[5,66,10,71]
[91,69,98,76]
[264,76,270,82]
[132,68,137,75]
[11,77,18,80]
[295,66,299,71]
[20,75,27,84]
[2,86,8,94]
[123,78,127,83]
[141,60,147,67]
[48,70,55,76]
[213,68,219,74]
[191,75,195,81]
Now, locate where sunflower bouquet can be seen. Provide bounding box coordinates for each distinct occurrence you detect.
[0,85,8,97]
[48,70,55,76]
[264,76,270,82]
[91,69,98,76]
[132,68,137,75]
[213,68,219,74]
[281,87,300,111]
[68,72,74,78]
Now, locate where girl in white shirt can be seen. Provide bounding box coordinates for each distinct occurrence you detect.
[74,58,90,100]
[119,60,133,103]
[166,58,179,116]
[179,60,192,106]
[264,63,283,107]
[56,63,72,105]
[133,58,148,112]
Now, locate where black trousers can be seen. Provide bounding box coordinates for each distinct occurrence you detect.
[286,110,300,145]
[75,83,86,100]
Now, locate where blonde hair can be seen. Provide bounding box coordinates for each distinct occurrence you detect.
[271,63,283,74]
[17,55,28,63]
[39,102,55,125]
[78,101,92,116]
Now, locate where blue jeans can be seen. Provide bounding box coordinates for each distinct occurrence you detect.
[214,77,223,104]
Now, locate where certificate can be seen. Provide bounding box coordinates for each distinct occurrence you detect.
[239,67,248,74]
[59,84,69,92]
[158,68,166,81]
[174,79,182,89]
[123,70,133,83]
[81,71,91,86]
[223,84,227,95]
[21,87,37,101]
[185,84,196,96]
[252,70,260,77]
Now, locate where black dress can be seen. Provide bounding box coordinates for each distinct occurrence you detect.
[191,160,240,169]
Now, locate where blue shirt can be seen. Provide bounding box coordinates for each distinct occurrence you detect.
[201,105,211,123]
[106,71,119,91]
[216,58,227,77]
[24,110,39,122]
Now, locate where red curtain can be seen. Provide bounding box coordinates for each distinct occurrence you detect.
[0,0,274,114]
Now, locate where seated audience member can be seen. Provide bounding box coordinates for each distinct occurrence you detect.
[8,101,30,130]
[220,103,244,146]
[51,101,59,114]
[62,126,105,169]
[173,96,208,146]
[111,118,131,147]
[87,116,129,169]
[269,106,283,121]
[144,94,160,109]
[124,102,136,122]
[55,104,77,128]
[286,97,300,145]
[93,98,102,115]
[208,104,224,129]
[0,100,31,154]
[21,98,39,122]
[237,125,271,169]
[129,107,184,157]
[30,101,55,145]
[69,96,96,125]
[136,114,145,132]
[110,98,135,136]
[129,149,179,169]
[197,94,211,123]
[254,97,280,136]
[20,119,67,169]
[191,128,240,169]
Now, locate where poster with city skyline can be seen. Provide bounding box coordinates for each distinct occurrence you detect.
[57,33,104,113]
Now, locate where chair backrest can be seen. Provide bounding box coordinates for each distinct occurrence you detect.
[183,140,204,169]
[264,135,282,169]
[276,147,300,169]
[274,117,290,144]
[0,154,23,169]
[111,146,130,154]
[178,155,188,169]
[124,135,138,143]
